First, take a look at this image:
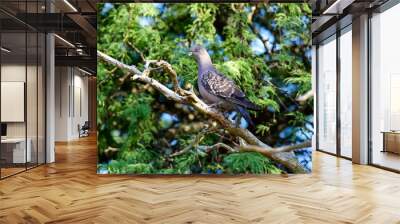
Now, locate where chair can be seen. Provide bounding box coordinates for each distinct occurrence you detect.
[78,121,90,138]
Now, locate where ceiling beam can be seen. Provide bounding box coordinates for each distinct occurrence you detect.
[55,55,96,71]
[67,13,96,47]
[322,0,356,14]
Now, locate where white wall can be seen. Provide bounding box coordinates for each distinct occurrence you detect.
[55,66,69,141]
[72,72,89,138]
[1,63,46,164]
[55,67,89,141]
[1,65,26,138]
[1,65,38,138]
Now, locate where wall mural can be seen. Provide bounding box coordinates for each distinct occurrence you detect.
[97,3,313,174]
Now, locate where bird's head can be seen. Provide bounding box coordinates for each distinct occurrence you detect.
[188,44,209,61]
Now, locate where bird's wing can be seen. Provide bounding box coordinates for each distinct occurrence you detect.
[201,70,243,98]
[201,70,260,110]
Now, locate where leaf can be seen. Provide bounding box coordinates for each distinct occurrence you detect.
[223,152,281,174]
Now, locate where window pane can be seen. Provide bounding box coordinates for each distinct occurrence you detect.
[340,28,352,158]
[27,31,38,169]
[0,0,46,179]
[38,32,45,165]
[1,30,27,177]
[318,36,337,154]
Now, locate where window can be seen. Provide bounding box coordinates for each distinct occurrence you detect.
[370,3,400,171]
[0,1,47,179]
[339,27,352,158]
[317,35,337,154]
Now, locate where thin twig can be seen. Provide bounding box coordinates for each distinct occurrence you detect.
[170,126,221,157]
[240,141,311,155]
[125,40,146,62]
[170,131,206,157]
[296,90,314,102]
[199,143,238,154]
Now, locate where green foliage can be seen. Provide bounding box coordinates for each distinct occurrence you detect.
[256,124,270,136]
[119,148,154,164]
[286,111,307,127]
[107,160,154,174]
[187,4,218,42]
[97,3,312,174]
[217,60,254,90]
[285,69,312,96]
[97,89,156,156]
[223,152,281,174]
[173,152,199,174]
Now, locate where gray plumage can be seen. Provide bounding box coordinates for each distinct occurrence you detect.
[189,45,260,126]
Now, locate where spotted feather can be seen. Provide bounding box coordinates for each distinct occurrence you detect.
[200,70,260,110]
[201,70,243,98]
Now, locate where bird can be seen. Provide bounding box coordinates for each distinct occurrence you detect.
[189,44,261,127]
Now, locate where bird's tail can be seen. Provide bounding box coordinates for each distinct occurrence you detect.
[236,106,255,127]
[232,96,262,111]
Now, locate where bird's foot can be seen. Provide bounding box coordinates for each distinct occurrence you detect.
[235,113,242,128]
[208,102,223,109]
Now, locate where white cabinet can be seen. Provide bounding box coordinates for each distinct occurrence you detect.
[1,138,32,163]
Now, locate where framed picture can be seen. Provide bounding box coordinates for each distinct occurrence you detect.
[97,3,313,175]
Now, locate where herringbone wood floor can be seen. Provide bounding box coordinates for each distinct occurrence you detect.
[1,136,400,224]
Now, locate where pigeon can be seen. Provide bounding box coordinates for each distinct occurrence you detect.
[189,45,261,127]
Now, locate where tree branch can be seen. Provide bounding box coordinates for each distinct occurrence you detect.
[97,50,310,173]
[199,143,237,154]
[296,90,314,102]
[170,129,207,157]
[273,141,311,153]
[97,51,143,76]
[240,141,311,155]
[239,141,311,173]
[125,40,146,62]
[153,60,181,92]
